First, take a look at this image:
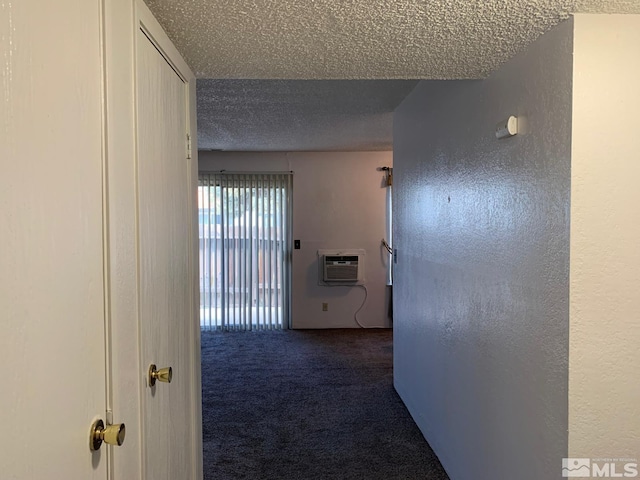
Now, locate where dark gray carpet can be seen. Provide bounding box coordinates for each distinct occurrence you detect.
[201,329,449,480]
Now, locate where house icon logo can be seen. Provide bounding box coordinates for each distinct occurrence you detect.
[563,458,591,477]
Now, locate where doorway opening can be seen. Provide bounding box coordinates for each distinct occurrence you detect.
[198,172,292,330]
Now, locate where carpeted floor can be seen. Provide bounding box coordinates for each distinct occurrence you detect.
[201,329,449,480]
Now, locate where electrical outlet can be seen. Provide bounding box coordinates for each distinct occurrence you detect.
[322,303,328,312]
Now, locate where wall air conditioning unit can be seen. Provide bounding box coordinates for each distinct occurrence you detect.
[324,255,359,283]
[318,249,365,286]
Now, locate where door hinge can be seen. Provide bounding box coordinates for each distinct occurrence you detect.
[186,133,192,159]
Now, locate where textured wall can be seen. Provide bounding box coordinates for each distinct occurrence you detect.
[392,19,573,480]
[569,14,640,459]
[199,151,392,329]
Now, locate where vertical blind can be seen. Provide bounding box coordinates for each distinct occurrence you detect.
[198,173,292,331]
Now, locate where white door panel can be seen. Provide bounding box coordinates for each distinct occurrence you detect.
[0,1,107,478]
[136,27,195,480]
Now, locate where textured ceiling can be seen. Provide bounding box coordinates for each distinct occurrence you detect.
[197,79,418,151]
[146,0,640,79]
[145,0,640,151]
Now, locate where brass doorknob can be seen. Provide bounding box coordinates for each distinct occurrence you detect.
[89,419,126,451]
[148,364,172,387]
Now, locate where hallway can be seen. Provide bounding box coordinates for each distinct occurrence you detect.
[201,330,449,479]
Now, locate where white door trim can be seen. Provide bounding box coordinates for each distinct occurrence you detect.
[102,0,140,477]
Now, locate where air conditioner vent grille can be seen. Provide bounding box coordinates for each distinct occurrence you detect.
[325,265,358,281]
[323,255,359,282]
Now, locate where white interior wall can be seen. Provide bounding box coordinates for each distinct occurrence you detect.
[569,14,640,459]
[199,151,392,329]
[392,19,574,480]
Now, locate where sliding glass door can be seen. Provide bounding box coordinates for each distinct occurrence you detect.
[198,173,292,330]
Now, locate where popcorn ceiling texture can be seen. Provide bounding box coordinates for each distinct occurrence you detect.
[146,0,640,150]
[197,79,418,151]
[144,0,640,79]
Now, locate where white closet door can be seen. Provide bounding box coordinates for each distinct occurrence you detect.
[0,1,108,478]
[135,20,198,480]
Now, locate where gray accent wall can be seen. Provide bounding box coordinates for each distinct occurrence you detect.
[392,18,574,480]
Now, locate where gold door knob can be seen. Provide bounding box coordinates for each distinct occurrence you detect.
[89,419,126,451]
[148,364,172,387]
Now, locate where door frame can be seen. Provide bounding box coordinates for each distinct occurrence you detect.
[104,0,201,478]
